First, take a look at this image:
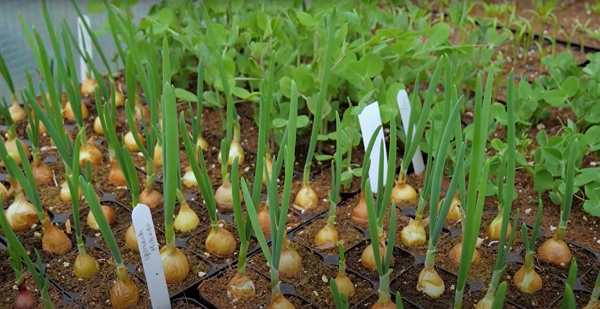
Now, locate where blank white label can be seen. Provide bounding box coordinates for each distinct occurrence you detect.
[358,102,388,192]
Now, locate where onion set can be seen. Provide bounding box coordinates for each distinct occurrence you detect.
[584,268,600,309]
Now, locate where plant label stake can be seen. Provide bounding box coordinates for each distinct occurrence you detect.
[358,102,388,192]
[397,89,425,175]
[77,15,92,83]
[132,204,171,309]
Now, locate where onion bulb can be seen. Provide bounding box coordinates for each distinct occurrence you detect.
[584,300,600,309]
[449,237,483,264]
[108,158,127,186]
[63,101,89,122]
[14,282,36,309]
[0,136,30,167]
[125,224,139,252]
[400,217,428,248]
[160,246,189,284]
[79,137,103,167]
[5,191,38,232]
[197,136,209,153]
[538,232,572,266]
[279,239,303,278]
[215,179,241,213]
[139,187,163,209]
[124,131,144,152]
[42,218,72,255]
[351,191,368,228]
[487,214,512,240]
[314,223,338,250]
[86,205,116,230]
[81,76,99,96]
[113,89,125,107]
[205,225,236,257]
[110,274,139,309]
[333,270,354,297]
[438,194,462,221]
[227,273,255,299]
[391,178,418,205]
[174,200,199,233]
[93,116,104,135]
[74,252,100,279]
[9,100,26,122]
[267,293,295,309]
[60,181,82,202]
[293,183,318,212]
[417,267,445,298]
[218,139,245,166]
[262,154,273,185]
[182,166,197,188]
[513,264,542,294]
[371,300,396,309]
[361,238,387,271]
[153,142,162,167]
[475,293,495,309]
[31,160,53,186]
[258,203,271,237]
[0,182,8,203]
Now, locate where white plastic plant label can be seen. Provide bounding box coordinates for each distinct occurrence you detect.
[132,204,171,309]
[358,102,388,193]
[397,89,425,176]
[76,16,92,83]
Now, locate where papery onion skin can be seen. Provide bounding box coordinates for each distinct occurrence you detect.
[87,205,116,230]
[14,282,37,309]
[267,292,295,309]
[538,233,572,266]
[81,77,99,97]
[79,137,103,166]
[400,218,427,248]
[42,219,72,255]
[474,293,494,309]
[334,272,355,297]
[314,224,338,250]
[74,253,100,279]
[218,140,245,166]
[391,180,418,205]
[125,224,139,252]
[110,276,139,309]
[60,181,82,202]
[32,161,53,186]
[182,166,197,188]
[371,300,396,309]
[258,204,271,237]
[5,192,38,232]
[487,214,512,240]
[1,137,30,167]
[351,191,368,228]
[361,239,387,271]
[63,101,89,122]
[215,181,236,213]
[438,196,462,221]
[160,246,190,284]
[293,183,318,211]
[9,101,26,122]
[583,300,600,309]
[174,201,200,233]
[113,90,125,107]
[512,264,542,294]
[417,267,445,298]
[108,159,127,186]
[93,116,104,135]
[0,182,8,204]
[205,226,236,257]
[124,131,144,152]
[279,240,303,278]
[227,273,256,299]
[197,137,209,152]
[449,241,480,264]
[153,143,162,167]
[139,188,163,210]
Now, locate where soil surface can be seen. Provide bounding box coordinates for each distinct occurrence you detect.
[292,216,365,256]
[198,267,270,309]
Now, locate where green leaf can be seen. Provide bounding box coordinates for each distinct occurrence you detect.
[358,54,383,78]
[585,181,600,201]
[316,154,334,161]
[490,102,507,124]
[583,200,600,216]
[536,130,548,146]
[279,76,292,98]
[534,169,554,191]
[543,89,566,107]
[585,125,600,151]
[231,87,251,99]
[292,66,314,92]
[575,168,600,186]
[296,12,315,27]
[426,22,451,47]
[562,76,580,97]
[174,88,197,103]
[203,91,222,107]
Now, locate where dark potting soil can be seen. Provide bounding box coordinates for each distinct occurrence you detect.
[0,247,12,286]
[184,222,258,266]
[390,266,461,309]
[461,290,520,309]
[198,267,270,309]
[436,236,497,281]
[95,225,144,275]
[504,263,564,308]
[248,241,322,285]
[44,247,115,294]
[151,199,210,240]
[345,240,414,282]
[74,273,151,309]
[78,202,131,240]
[37,161,73,215]
[18,221,76,264]
[581,265,600,292]
[292,216,365,256]
[551,289,593,309]
[397,214,452,256]
[295,264,373,308]
[0,279,76,309]
[171,297,206,308]
[150,243,213,294]
[531,238,597,280]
